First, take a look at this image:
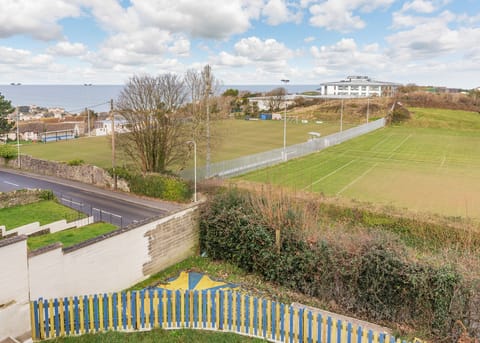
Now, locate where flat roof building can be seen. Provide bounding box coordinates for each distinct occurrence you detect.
[319,76,401,97]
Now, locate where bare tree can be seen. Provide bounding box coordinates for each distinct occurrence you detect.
[266,87,286,112]
[116,74,188,173]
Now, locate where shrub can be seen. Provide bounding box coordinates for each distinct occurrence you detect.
[0,144,17,160]
[38,189,55,201]
[104,167,192,202]
[200,188,471,339]
[66,159,84,166]
[128,174,192,202]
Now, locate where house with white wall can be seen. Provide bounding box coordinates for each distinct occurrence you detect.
[94,115,129,136]
[319,76,401,97]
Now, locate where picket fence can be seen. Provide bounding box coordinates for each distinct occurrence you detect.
[30,289,421,343]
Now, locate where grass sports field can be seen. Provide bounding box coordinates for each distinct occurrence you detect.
[239,108,480,219]
[20,118,357,169]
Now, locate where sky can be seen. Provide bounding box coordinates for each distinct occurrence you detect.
[0,0,479,88]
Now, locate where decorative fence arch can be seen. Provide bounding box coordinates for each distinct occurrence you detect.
[31,289,421,343]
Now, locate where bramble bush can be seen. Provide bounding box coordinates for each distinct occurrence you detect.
[200,188,473,340]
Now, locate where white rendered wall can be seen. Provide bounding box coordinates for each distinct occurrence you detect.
[0,237,31,340]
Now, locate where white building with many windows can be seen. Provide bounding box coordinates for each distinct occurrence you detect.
[319,76,401,97]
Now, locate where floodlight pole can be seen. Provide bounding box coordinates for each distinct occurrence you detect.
[187,140,197,202]
[281,79,289,161]
[366,97,370,123]
[340,98,344,132]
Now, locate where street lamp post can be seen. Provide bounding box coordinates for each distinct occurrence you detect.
[281,79,289,161]
[187,140,197,202]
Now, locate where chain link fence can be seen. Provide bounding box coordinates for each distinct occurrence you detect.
[180,118,385,180]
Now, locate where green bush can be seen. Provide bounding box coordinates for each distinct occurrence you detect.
[105,167,192,202]
[0,144,17,160]
[200,188,470,339]
[67,159,84,166]
[129,174,192,202]
[38,189,55,201]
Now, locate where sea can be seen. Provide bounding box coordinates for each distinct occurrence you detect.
[0,84,319,114]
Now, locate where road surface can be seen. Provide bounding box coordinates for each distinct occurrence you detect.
[0,168,183,227]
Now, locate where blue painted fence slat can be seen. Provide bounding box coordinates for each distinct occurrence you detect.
[31,289,422,343]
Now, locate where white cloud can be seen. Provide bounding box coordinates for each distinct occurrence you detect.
[47,41,87,56]
[304,36,315,43]
[0,46,54,66]
[215,52,250,67]
[387,11,480,61]
[214,36,293,75]
[85,28,191,68]
[310,38,388,76]
[127,0,251,39]
[399,0,451,14]
[235,36,293,61]
[262,0,301,25]
[308,0,394,32]
[0,0,81,40]
[400,0,436,13]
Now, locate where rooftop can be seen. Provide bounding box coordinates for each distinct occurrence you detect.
[321,76,401,86]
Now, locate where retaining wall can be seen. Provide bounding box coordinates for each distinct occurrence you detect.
[0,204,200,341]
[1,155,129,191]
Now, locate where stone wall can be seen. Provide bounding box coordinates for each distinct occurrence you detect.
[1,155,129,191]
[0,189,45,209]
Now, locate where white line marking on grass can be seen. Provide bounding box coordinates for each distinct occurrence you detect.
[3,181,19,186]
[336,163,379,195]
[302,159,357,191]
[440,155,446,167]
[387,134,412,160]
[369,134,393,151]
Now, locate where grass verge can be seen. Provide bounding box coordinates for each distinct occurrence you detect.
[0,200,85,230]
[42,328,266,342]
[27,222,118,250]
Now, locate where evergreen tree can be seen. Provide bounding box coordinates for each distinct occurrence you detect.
[0,93,14,135]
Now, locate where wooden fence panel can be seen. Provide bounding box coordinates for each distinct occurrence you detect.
[30,289,419,343]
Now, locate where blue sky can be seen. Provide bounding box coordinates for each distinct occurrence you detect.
[0,0,479,88]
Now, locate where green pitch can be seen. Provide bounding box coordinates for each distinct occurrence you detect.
[239,108,480,219]
[20,118,356,169]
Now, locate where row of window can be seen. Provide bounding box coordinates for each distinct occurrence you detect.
[336,85,380,91]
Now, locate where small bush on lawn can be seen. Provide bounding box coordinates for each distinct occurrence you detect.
[67,159,84,166]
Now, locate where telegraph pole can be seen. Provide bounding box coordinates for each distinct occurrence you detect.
[86,107,91,136]
[281,79,289,161]
[16,109,20,168]
[110,99,117,190]
[204,65,212,178]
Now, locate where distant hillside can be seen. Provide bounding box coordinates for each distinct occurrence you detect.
[289,91,480,122]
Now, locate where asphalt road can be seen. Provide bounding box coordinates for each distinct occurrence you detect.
[0,168,182,227]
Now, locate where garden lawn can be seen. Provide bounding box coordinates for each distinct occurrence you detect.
[238,108,480,219]
[43,328,266,342]
[0,200,84,230]
[27,222,117,250]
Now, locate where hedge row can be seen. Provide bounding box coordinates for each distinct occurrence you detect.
[200,188,472,339]
[107,167,192,202]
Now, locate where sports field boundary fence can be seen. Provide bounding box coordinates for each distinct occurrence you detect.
[180,118,385,180]
[30,288,421,343]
